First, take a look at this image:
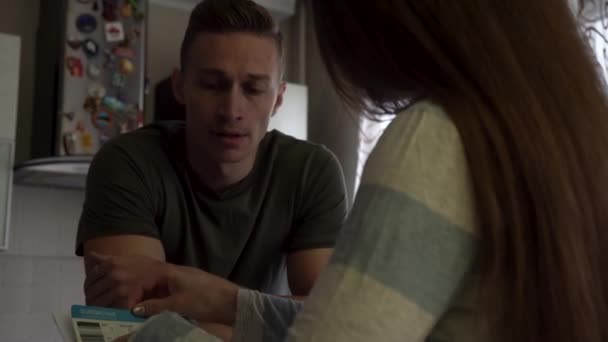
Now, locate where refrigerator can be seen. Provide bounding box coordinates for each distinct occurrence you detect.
[34,0,148,158]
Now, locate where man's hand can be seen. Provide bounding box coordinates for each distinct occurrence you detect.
[131,265,239,326]
[84,252,170,309]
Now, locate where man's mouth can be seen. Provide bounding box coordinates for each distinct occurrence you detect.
[215,132,245,138]
[212,130,248,147]
[215,131,246,138]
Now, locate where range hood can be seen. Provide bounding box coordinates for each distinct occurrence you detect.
[14,156,92,190]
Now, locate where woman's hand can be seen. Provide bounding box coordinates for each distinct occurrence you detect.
[112,333,132,342]
[131,264,239,326]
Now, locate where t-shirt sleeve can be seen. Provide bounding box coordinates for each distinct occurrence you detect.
[75,142,159,256]
[287,147,348,252]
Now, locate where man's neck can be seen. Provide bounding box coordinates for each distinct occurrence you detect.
[187,152,256,193]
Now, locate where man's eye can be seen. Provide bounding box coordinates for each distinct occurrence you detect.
[199,81,220,90]
[244,85,265,95]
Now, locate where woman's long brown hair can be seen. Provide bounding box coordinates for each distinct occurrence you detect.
[311,1,608,341]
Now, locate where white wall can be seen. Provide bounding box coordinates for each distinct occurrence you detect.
[0,186,85,342]
[0,2,87,340]
[0,0,38,165]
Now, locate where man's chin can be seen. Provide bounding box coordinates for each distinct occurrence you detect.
[215,152,250,164]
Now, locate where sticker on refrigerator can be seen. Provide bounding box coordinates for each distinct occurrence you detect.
[105,22,125,42]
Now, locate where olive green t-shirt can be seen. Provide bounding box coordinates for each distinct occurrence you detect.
[75,122,348,294]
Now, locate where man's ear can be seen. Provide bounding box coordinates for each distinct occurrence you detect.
[272,82,287,117]
[171,68,186,105]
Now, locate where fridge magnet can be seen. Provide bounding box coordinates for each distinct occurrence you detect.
[121,3,133,18]
[81,130,94,152]
[103,49,117,69]
[92,109,113,130]
[76,14,97,33]
[102,0,118,21]
[135,111,144,128]
[119,121,128,134]
[75,121,86,132]
[112,46,135,59]
[125,0,143,20]
[116,93,128,103]
[99,134,112,145]
[87,82,107,98]
[66,57,84,77]
[123,103,138,116]
[63,132,78,155]
[83,96,100,114]
[118,58,134,75]
[62,112,76,121]
[82,38,100,58]
[119,28,140,47]
[128,0,140,11]
[102,95,126,113]
[129,27,141,41]
[119,36,132,48]
[67,36,83,50]
[88,63,102,79]
[134,11,145,22]
[112,72,127,89]
[105,22,125,43]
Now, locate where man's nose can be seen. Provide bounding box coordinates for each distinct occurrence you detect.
[218,88,244,121]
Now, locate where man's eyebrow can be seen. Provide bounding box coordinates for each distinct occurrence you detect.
[196,68,227,77]
[195,69,270,82]
[246,74,271,82]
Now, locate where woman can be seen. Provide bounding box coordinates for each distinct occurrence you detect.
[120,0,608,341]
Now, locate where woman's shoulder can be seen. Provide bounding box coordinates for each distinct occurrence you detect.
[361,100,476,234]
[364,100,463,176]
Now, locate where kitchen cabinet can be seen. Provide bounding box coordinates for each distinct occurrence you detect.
[0,33,21,250]
[149,0,296,21]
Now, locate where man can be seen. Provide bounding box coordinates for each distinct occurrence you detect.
[77,0,347,312]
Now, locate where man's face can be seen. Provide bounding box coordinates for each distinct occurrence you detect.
[173,32,286,165]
